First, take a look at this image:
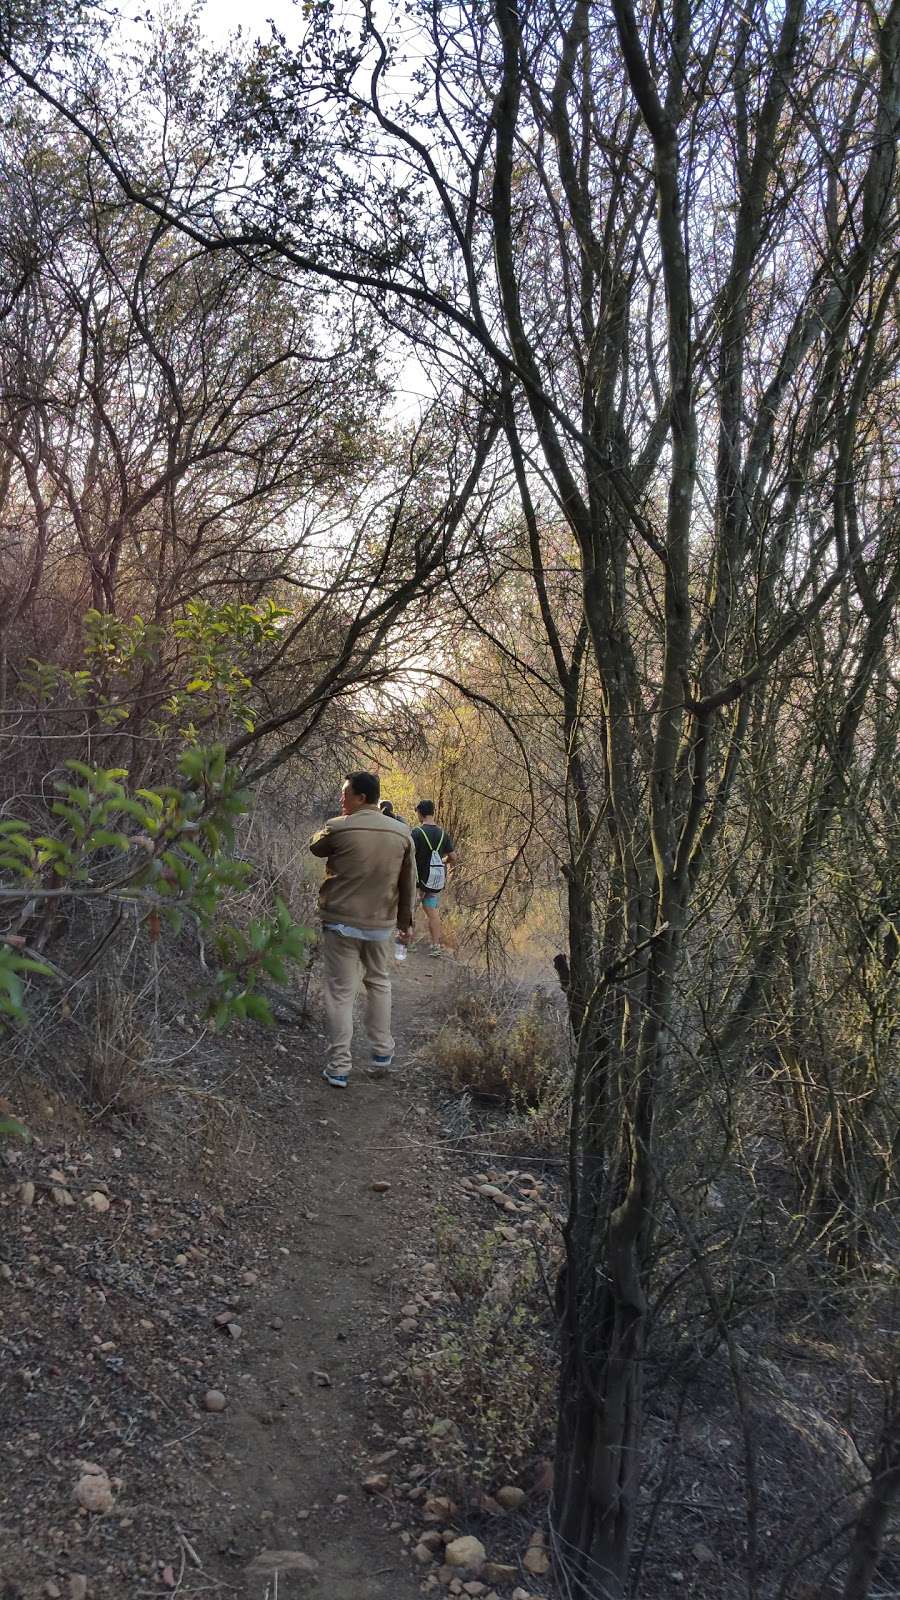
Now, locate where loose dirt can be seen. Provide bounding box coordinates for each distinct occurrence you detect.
[0,947,457,1599]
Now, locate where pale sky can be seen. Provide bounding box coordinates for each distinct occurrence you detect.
[192,0,437,419]
[199,0,304,45]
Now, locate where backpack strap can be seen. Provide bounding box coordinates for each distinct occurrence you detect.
[414,825,444,854]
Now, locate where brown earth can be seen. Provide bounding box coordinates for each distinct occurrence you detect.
[0,946,468,1600]
[4,939,890,1600]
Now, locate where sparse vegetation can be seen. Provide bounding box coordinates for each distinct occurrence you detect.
[0,0,897,1596]
[429,977,566,1109]
[416,1211,558,1486]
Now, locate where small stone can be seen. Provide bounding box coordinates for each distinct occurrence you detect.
[496,1485,526,1511]
[463,1585,488,1596]
[478,1185,504,1198]
[245,1550,319,1577]
[174,1253,188,1267]
[226,1322,242,1339]
[523,1547,550,1577]
[363,1474,390,1494]
[214,1311,232,1327]
[692,1543,716,1564]
[669,1572,685,1585]
[0,1263,11,1282]
[242,1270,259,1285]
[444,1537,486,1571]
[84,1192,110,1213]
[48,1168,66,1184]
[203,1389,227,1412]
[413,1544,436,1566]
[69,1579,88,1600]
[420,1532,444,1552]
[398,1317,419,1335]
[484,1565,518,1583]
[271,1317,284,1331]
[44,1584,61,1598]
[20,1181,35,1206]
[51,1187,74,1208]
[371,1181,391,1192]
[74,1473,114,1513]
[424,1496,457,1520]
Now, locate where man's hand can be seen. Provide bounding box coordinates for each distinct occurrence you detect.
[396,928,412,945]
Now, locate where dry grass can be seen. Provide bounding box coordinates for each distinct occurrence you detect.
[411,1208,559,1487]
[79,977,155,1116]
[429,976,566,1109]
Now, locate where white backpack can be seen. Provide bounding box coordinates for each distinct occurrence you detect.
[416,827,446,892]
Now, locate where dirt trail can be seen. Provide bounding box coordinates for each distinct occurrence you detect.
[199,948,451,1598]
[0,947,457,1600]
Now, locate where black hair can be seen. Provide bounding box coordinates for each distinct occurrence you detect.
[416,798,435,817]
[378,799,395,816]
[345,770,380,805]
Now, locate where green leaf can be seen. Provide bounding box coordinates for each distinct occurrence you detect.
[0,834,34,858]
[0,968,24,1007]
[50,801,89,839]
[161,850,191,890]
[0,854,33,874]
[116,798,155,826]
[11,957,52,977]
[179,840,209,867]
[0,1116,30,1141]
[243,993,274,1024]
[85,830,132,853]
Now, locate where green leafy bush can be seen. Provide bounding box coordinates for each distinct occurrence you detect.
[0,744,310,1030]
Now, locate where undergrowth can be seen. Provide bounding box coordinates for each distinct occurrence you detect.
[430,975,566,1108]
[411,1208,558,1489]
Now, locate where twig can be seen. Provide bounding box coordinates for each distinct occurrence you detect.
[179,1532,202,1569]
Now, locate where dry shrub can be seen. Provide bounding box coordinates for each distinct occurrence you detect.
[430,980,565,1108]
[81,978,152,1117]
[412,1210,558,1485]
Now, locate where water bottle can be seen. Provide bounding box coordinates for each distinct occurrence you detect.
[394,938,407,962]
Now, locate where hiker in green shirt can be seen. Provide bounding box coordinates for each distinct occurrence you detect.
[412,800,457,956]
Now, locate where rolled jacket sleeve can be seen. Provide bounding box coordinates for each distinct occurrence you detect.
[397,836,416,930]
[309,824,333,858]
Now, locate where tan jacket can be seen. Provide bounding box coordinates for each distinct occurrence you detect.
[309,807,416,932]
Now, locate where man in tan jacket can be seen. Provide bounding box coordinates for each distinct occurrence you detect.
[309,771,416,1087]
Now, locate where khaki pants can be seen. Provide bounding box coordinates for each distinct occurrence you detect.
[320,929,394,1074]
